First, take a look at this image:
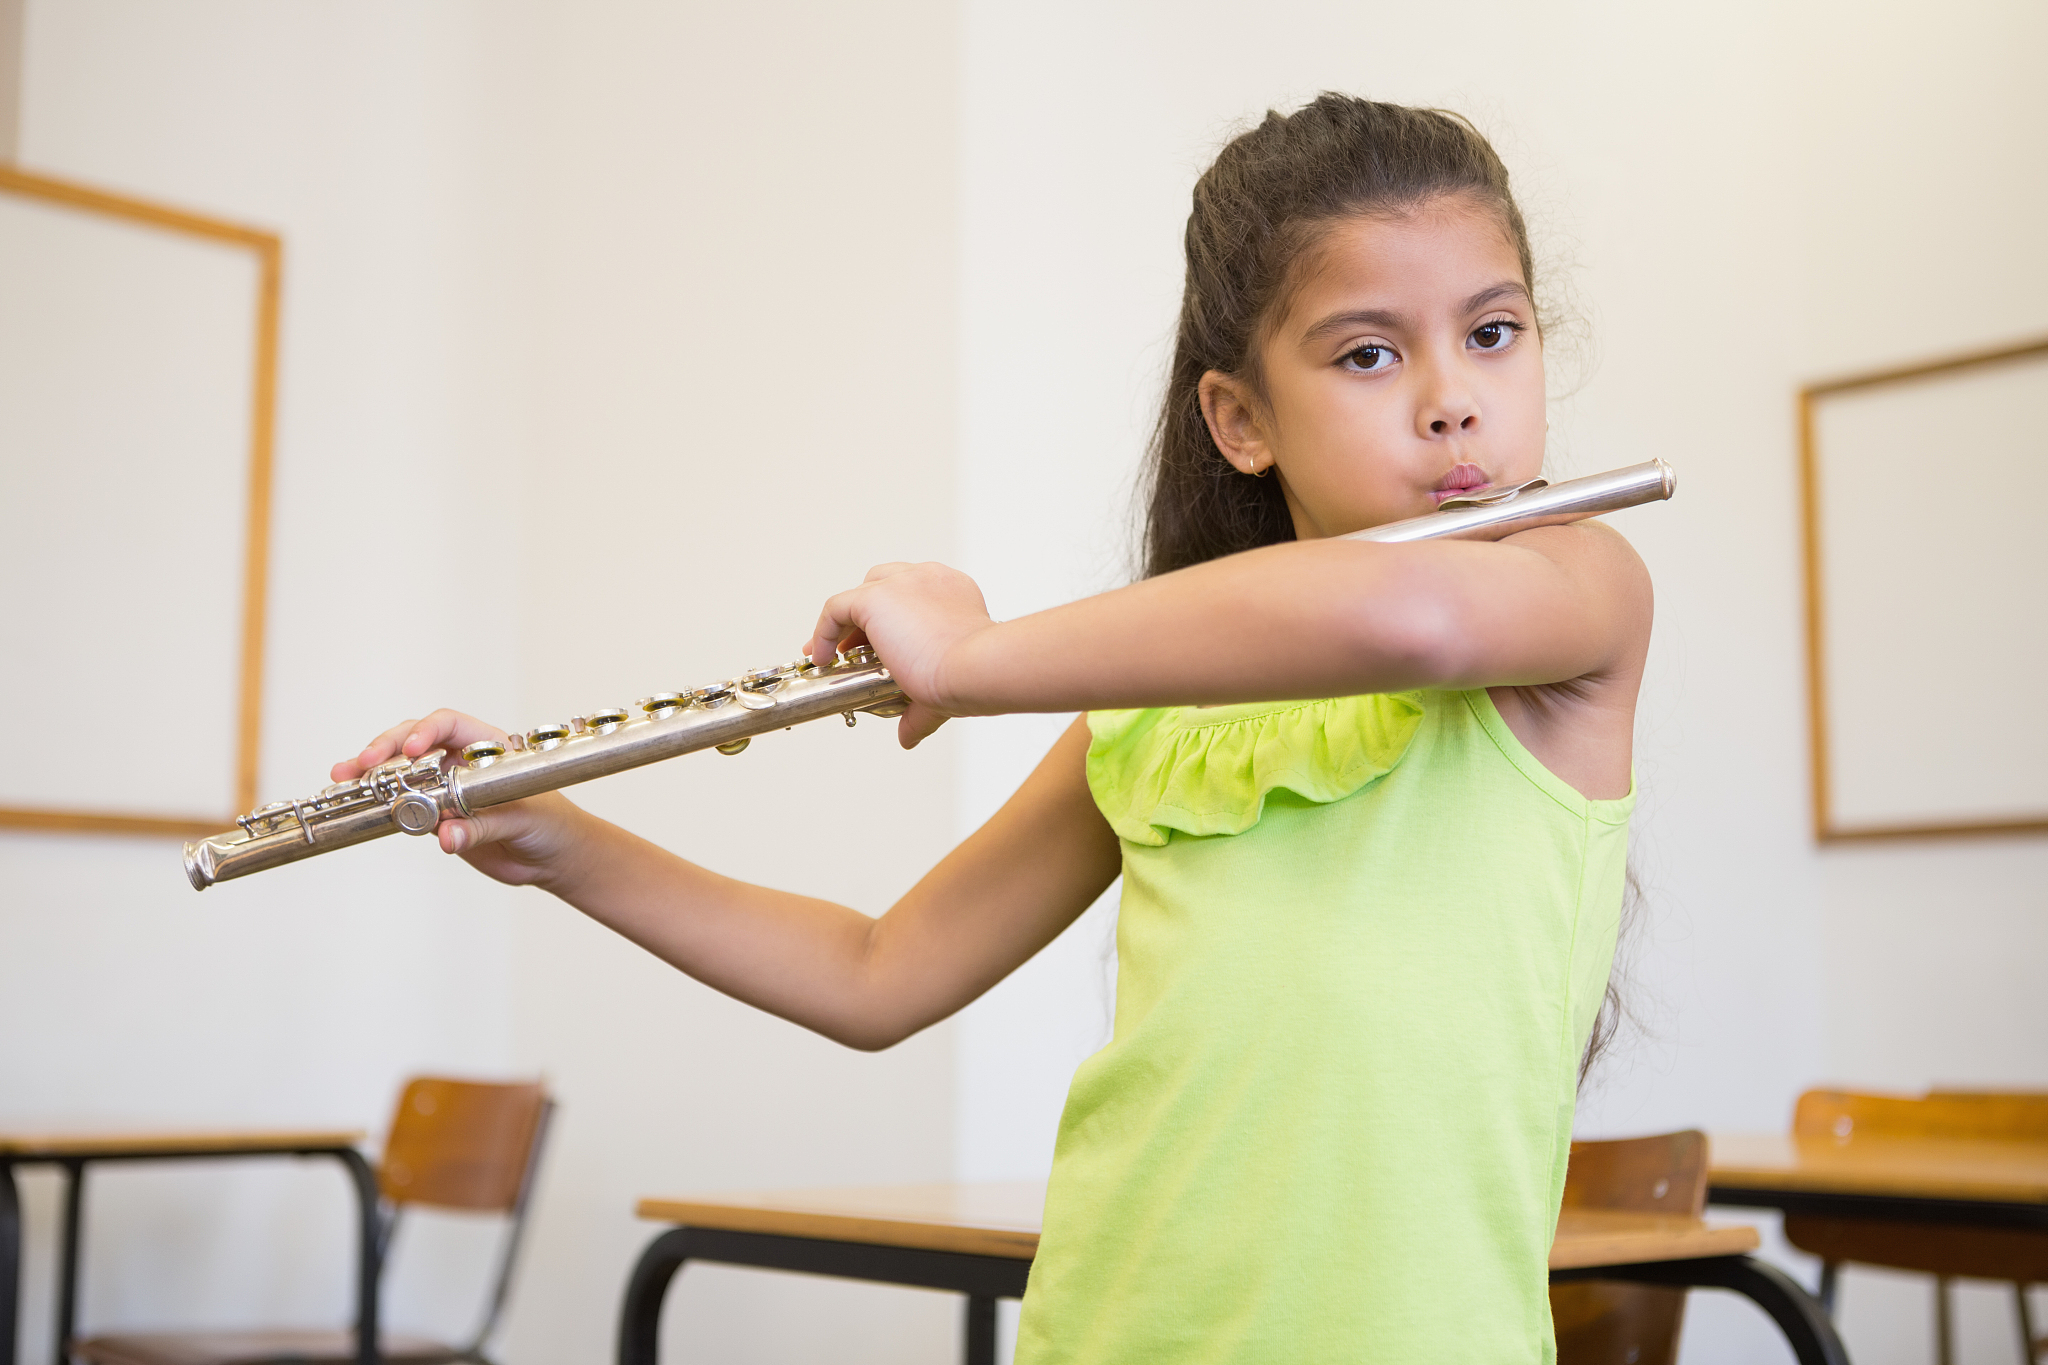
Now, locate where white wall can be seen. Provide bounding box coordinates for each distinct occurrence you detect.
[491,6,964,1361]
[0,0,19,161]
[4,3,960,1363]
[6,5,527,1354]
[950,2,2048,1362]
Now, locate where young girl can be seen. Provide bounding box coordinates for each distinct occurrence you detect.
[340,95,1649,1361]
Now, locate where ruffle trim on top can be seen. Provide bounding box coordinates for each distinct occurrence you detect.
[1086,692,1426,846]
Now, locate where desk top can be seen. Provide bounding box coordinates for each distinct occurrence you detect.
[0,1128,364,1158]
[639,1182,1044,1259]
[1712,1133,2048,1205]
[636,1182,1760,1268]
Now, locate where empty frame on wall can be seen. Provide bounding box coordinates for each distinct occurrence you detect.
[0,166,280,838]
[1800,336,2048,843]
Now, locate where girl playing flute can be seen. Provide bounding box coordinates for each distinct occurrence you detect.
[343,94,1649,1361]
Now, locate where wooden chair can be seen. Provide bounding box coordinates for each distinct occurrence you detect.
[72,1077,554,1365]
[1550,1130,1709,1365]
[1786,1088,2048,1365]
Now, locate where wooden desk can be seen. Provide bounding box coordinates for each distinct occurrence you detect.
[1711,1127,2048,1325]
[1712,1132,2048,1226]
[622,1182,1847,1365]
[0,1129,373,1365]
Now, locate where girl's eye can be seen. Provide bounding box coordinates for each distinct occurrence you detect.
[1342,344,1396,373]
[1470,319,1524,352]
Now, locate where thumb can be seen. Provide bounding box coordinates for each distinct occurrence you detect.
[438,813,505,855]
[896,702,950,750]
[438,793,571,858]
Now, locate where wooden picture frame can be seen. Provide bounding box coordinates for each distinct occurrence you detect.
[0,165,280,838]
[1799,334,2048,843]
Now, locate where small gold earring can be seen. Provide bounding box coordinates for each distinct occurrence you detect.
[1252,462,1270,479]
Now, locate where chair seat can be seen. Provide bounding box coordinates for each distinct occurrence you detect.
[72,1330,468,1365]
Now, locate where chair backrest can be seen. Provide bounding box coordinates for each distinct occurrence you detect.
[1560,1130,1709,1215]
[1552,1131,1708,1365]
[378,1076,550,1211]
[1796,1089,2048,1144]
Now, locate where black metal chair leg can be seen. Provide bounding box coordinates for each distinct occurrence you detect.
[618,1228,696,1365]
[1817,1258,1839,1315]
[963,1295,997,1365]
[2017,1282,2038,1364]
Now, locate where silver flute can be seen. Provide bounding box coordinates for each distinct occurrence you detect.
[184,459,1675,890]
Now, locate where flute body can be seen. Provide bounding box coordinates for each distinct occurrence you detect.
[184,459,1675,890]
[185,657,908,890]
[1343,458,1676,544]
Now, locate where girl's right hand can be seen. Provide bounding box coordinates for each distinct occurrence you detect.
[333,710,588,889]
[805,561,999,748]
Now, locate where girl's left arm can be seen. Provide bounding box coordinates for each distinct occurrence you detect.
[807,521,1650,747]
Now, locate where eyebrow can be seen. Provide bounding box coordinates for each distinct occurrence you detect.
[1298,280,1532,345]
[1301,308,1408,342]
[1459,280,1531,314]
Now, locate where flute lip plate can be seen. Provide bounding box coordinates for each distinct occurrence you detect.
[1439,475,1547,511]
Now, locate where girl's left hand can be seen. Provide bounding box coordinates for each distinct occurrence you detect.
[806,561,996,748]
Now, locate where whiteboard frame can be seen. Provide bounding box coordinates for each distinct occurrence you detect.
[1799,335,2048,843]
[0,165,280,839]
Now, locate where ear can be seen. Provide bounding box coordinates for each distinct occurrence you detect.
[1197,370,1273,477]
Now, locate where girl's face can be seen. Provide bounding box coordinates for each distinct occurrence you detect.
[1200,195,1547,538]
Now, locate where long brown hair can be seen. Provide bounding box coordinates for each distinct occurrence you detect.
[1142,94,1536,579]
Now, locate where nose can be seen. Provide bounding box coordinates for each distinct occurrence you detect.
[1415,360,1481,439]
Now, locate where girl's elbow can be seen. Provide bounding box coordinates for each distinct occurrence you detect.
[827,924,923,1051]
[1345,596,1469,687]
[814,1015,896,1051]
[839,1024,906,1053]
[823,1007,925,1053]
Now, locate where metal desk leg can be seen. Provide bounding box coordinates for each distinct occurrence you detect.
[329,1149,383,1365]
[53,1162,82,1365]
[618,1228,1021,1365]
[618,1228,694,1365]
[1694,1256,1850,1365]
[1,1160,19,1365]
[1553,1254,1850,1365]
[964,1295,996,1365]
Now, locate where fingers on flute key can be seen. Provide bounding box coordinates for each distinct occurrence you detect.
[332,718,420,783]
[391,711,510,769]
[331,711,508,783]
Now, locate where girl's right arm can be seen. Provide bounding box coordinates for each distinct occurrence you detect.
[335,712,1121,1050]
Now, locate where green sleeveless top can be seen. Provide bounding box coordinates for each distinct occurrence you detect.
[1013,689,1632,1364]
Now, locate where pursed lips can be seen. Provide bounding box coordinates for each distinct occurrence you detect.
[1430,462,1490,506]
